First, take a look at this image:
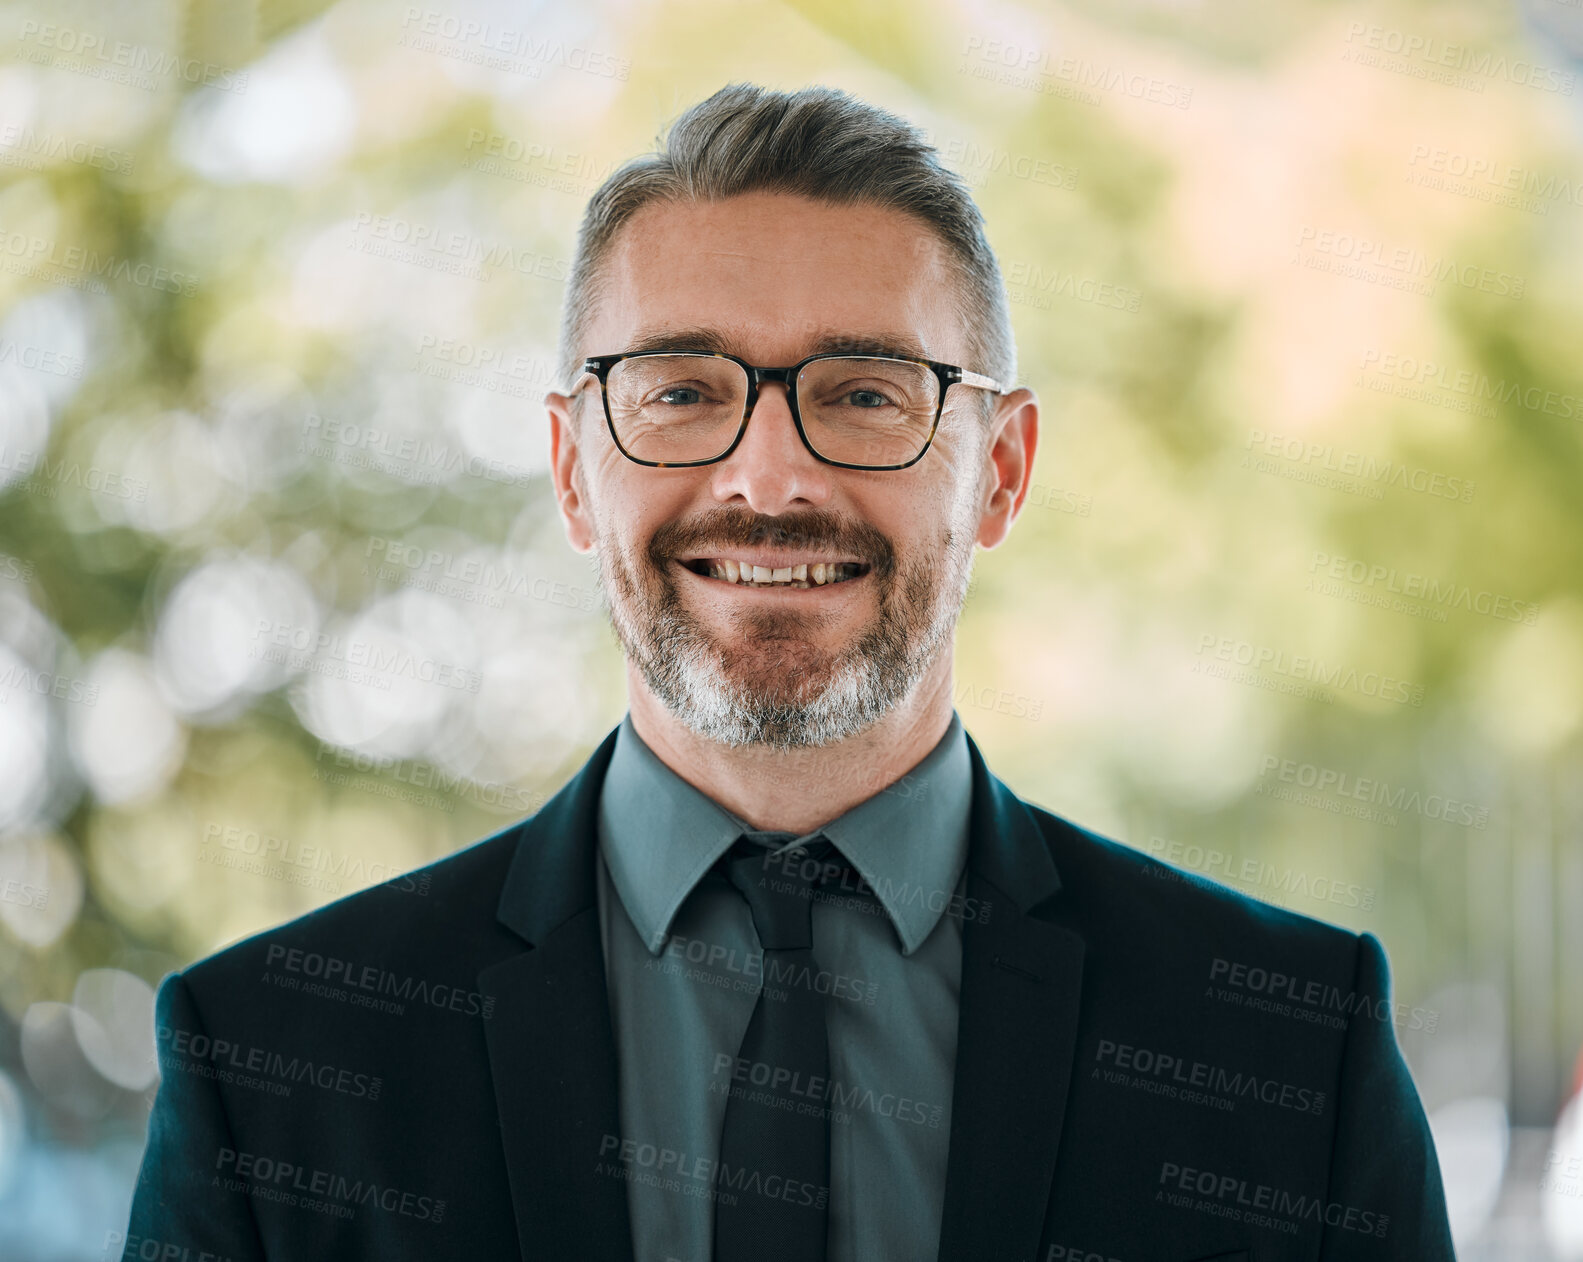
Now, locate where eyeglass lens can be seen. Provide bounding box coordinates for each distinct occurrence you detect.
[604,354,940,465]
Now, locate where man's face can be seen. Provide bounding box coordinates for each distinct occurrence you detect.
[547,191,1023,750]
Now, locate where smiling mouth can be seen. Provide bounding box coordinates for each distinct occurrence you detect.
[679,557,870,589]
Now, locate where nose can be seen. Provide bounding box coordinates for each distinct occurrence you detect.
[707,381,835,514]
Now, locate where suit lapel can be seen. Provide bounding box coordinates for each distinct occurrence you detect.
[937,732,1086,1262]
[480,726,636,1262]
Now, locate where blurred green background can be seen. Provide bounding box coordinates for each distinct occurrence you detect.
[1,0,1582,1255]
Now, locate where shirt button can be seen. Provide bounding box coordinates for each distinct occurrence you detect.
[786,847,806,861]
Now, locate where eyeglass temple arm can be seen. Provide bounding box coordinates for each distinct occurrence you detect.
[566,362,602,395]
[955,368,1010,395]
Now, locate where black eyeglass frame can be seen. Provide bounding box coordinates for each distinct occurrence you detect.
[571,349,1011,471]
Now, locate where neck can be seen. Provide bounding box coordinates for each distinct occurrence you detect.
[626,654,956,834]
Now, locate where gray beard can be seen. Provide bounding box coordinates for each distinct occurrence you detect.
[592,517,976,751]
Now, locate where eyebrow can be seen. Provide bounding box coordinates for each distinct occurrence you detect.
[620,325,936,364]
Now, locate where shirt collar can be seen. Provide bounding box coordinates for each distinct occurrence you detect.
[597,711,973,958]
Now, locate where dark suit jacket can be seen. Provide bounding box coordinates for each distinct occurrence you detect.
[126,723,1455,1261]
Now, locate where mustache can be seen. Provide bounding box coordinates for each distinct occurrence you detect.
[647,508,895,577]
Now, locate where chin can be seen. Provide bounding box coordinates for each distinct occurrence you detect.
[650,648,889,750]
[717,659,836,709]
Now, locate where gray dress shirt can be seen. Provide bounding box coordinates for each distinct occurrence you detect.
[595,710,975,1262]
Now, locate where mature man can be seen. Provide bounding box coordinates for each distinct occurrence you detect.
[128,83,1455,1261]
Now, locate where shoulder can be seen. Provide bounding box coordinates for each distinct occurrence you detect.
[1007,801,1438,1066]
[175,817,532,1002]
[1021,800,1371,980]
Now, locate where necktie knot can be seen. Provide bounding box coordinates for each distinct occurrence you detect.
[722,833,840,952]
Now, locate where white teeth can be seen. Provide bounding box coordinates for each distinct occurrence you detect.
[696,559,861,587]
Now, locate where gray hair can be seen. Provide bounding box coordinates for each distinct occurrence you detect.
[555,82,1016,412]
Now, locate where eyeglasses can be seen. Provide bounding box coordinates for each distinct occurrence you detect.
[571,349,1010,470]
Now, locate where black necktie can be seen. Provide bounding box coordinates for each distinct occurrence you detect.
[713,832,845,1262]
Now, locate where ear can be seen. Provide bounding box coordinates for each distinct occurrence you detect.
[976,387,1039,549]
[546,390,596,554]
